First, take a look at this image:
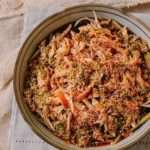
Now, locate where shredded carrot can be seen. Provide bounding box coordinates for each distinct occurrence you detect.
[75,87,92,101]
[125,101,139,111]
[24,13,150,147]
[55,90,69,108]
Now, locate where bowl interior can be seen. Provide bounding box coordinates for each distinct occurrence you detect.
[14,4,150,150]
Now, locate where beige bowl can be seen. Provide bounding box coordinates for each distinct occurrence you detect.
[14,4,150,150]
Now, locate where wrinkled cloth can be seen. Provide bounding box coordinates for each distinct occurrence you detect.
[0,0,150,150]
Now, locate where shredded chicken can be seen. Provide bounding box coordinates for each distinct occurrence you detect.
[24,12,150,147]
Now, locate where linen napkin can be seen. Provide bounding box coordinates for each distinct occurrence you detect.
[9,1,150,150]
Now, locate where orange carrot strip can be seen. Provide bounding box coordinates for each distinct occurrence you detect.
[55,90,69,108]
[126,101,139,111]
[75,87,92,101]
